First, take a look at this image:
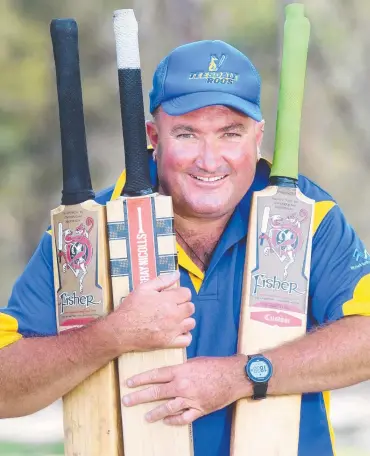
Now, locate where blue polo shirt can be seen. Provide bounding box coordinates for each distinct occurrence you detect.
[1,154,370,456]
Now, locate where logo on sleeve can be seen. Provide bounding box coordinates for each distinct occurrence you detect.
[351,248,370,270]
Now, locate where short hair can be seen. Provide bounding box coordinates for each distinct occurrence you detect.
[152,107,160,121]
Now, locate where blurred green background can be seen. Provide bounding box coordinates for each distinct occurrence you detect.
[1,0,370,454]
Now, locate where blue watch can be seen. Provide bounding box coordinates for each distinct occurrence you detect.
[245,354,273,400]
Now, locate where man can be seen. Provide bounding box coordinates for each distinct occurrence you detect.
[1,39,370,456]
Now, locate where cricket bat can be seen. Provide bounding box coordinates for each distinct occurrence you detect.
[105,9,194,456]
[231,4,312,455]
[50,18,123,456]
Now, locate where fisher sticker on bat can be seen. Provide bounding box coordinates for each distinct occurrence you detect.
[249,188,313,327]
[53,208,104,329]
[259,207,308,278]
[58,217,93,292]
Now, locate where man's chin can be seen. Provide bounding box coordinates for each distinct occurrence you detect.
[175,202,235,220]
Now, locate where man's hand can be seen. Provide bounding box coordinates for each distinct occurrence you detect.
[105,270,196,353]
[121,355,250,425]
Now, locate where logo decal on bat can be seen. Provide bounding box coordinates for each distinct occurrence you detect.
[259,208,309,279]
[252,274,304,296]
[251,310,302,327]
[57,217,94,292]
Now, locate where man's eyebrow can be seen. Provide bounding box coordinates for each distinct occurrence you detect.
[170,122,247,135]
[218,123,246,133]
[170,125,199,134]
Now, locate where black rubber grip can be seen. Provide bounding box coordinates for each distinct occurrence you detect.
[269,176,297,188]
[50,18,95,205]
[118,68,154,196]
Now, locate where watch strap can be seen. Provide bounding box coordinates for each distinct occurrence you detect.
[251,381,268,400]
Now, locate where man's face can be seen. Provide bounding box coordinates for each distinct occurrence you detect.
[146,105,264,219]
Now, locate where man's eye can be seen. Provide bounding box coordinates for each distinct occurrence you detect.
[223,132,241,138]
[177,133,196,139]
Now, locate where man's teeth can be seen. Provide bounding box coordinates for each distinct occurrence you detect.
[191,175,226,182]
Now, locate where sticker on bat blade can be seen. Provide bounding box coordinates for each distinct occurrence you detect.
[251,311,303,328]
[58,217,93,292]
[53,208,105,330]
[249,187,313,318]
[259,207,309,279]
[126,198,157,289]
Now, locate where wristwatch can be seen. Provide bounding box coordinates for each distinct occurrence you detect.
[245,354,273,400]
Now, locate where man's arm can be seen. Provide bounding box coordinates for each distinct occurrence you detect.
[0,318,118,418]
[0,274,194,419]
[254,314,370,396]
[0,230,194,418]
[118,315,370,425]
[230,314,370,401]
[119,204,370,424]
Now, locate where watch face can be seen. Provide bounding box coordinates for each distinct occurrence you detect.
[247,357,273,383]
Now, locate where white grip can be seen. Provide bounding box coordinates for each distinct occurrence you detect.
[113,9,140,69]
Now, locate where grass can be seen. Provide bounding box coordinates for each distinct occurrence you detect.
[0,441,369,456]
[337,451,370,456]
[0,442,64,456]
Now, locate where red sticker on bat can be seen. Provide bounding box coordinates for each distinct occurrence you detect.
[251,311,303,327]
[60,317,96,327]
[127,198,157,288]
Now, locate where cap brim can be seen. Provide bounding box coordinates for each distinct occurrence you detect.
[161,91,262,121]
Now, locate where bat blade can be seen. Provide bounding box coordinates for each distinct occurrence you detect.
[231,4,312,455]
[231,186,314,455]
[49,18,122,456]
[107,193,193,456]
[106,9,194,456]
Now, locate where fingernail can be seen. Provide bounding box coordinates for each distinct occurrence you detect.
[145,413,152,422]
[126,379,134,387]
[122,396,130,406]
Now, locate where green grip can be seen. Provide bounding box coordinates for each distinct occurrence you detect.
[270,3,310,180]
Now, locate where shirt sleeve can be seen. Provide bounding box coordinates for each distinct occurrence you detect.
[310,204,370,324]
[0,231,57,349]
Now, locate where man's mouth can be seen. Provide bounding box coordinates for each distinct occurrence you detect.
[190,174,227,182]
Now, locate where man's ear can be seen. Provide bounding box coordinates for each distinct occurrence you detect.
[146,120,159,149]
[255,119,265,149]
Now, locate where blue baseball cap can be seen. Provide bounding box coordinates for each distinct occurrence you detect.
[149,40,262,121]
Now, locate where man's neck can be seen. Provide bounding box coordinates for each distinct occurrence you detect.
[174,212,232,272]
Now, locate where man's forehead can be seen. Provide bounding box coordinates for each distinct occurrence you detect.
[158,105,252,124]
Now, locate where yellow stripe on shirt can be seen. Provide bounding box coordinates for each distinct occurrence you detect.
[323,391,337,456]
[342,274,370,316]
[177,244,204,293]
[312,201,336,236]
[0,312,22,349]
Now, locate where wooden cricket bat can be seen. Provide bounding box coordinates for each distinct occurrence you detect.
[105,9,194,456]
[231,4,312,456]
[50,18,123,456]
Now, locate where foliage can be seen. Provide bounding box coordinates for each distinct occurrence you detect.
[1,0,370,452]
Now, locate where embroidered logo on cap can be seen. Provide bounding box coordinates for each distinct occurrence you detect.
[189,54,239,85]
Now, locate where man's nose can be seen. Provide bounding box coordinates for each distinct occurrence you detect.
[195,139,222,173]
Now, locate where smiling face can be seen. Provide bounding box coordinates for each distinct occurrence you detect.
[146,105,264,220]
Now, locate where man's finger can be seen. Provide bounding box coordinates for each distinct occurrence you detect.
[139,271,180,292]
[171,332,192,348]
[125,366,175,388]
[164,408,202,425]
[178,301,195,319]
[145,397,188,423]
[122,382,175,407]
[180,317,196,334]
[164,286,192,304]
